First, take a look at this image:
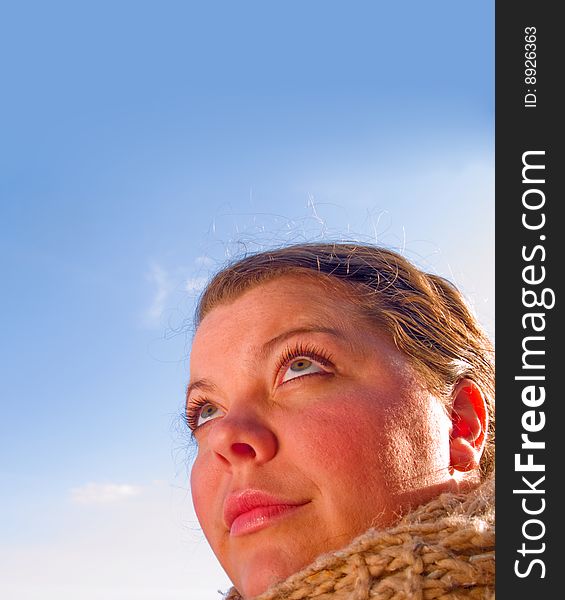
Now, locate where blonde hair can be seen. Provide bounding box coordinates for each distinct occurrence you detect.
[195,242,495,478]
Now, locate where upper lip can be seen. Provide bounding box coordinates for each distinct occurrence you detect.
[223,489,308,530]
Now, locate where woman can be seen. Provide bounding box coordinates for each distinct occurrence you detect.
[185,243,495,599]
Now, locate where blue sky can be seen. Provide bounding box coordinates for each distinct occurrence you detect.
[0,2,493,598]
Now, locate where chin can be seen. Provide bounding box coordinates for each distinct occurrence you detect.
[237,568,286,599]
[231,545,309,599]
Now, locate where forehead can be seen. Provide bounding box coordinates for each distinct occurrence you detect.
[195,274,361,335]
[190,274,376,366]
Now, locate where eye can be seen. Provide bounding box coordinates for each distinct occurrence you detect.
[187,399,225,431]
[280,357,326,383]
[197,403,222,427]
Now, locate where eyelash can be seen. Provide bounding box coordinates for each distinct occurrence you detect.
[185,342,334,433]
[275,342,334,385]
[185,397,211,433]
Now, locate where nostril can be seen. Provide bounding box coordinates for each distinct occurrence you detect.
[231,442,256,458]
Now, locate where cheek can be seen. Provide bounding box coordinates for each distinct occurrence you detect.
[285,390,394,480]
[190,454,222,537]
[286,388,450,493]
[189,460,206,523]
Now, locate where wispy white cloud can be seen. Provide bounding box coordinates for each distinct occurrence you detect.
[185,276,208,295]
[0,481,231,600]
[142,258,213,328]
[194,255,215,268]
[143,261,173,328]
[70,482,142,505]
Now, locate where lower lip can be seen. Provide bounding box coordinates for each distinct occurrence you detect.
[230,503,307,537]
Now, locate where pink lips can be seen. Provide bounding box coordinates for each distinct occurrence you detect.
[223,490,308,537]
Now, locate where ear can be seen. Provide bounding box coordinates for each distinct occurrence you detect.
[449,379,488,473]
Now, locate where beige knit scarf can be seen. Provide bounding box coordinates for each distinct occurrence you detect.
[225,476,494,600]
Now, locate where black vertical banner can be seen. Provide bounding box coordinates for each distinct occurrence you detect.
[496,2,563,596]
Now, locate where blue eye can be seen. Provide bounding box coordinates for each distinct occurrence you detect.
[196,403,223,427]
[281,357,325,383]
[186,397,224,432]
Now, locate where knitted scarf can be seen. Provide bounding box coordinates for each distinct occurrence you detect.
[225,476,494,600]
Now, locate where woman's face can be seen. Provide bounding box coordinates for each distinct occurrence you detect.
[188,276,454,598]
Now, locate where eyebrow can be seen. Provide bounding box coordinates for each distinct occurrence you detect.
[185,378,218,406]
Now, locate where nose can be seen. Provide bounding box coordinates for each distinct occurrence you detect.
[207,410,278,468]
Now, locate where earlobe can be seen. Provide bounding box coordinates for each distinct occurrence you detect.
[449,379,488,473]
